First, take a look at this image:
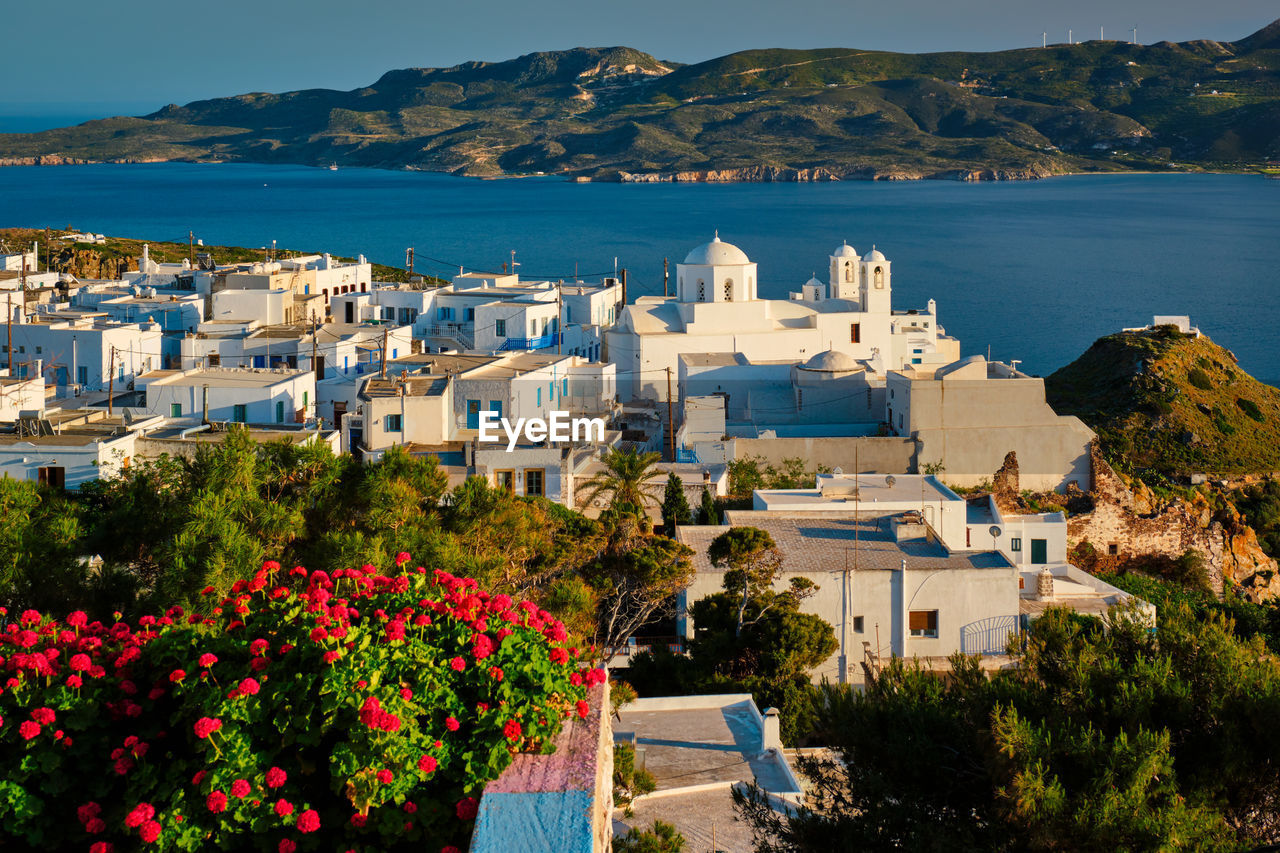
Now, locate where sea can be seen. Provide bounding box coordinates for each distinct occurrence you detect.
[0,162,1276,381]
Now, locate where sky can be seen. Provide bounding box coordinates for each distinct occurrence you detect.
[2,0,1275,114]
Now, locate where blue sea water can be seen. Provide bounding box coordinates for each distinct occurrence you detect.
[0,163,1276,379]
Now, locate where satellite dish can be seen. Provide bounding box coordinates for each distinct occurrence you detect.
[989,525,1002,538]
[885,475,897,487]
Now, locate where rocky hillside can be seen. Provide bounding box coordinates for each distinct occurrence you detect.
[1,21,1278,181]
[1046,325,1280,477]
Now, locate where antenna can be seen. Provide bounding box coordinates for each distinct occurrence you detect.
[1069,29,1073,44]
[1042,32,1047,48]
[1131,26,1137,44]
[1101,25,1104,41]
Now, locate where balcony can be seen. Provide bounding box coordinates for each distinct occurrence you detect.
[498,332,560,352]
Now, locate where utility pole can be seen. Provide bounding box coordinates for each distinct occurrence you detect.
[5,292,11,373]
[620,268,627,308]
[44,228,50,273]
[406,247,414,280]
[380,327,388,378]
[188,230,194,267]
[665,366,675,462]
[509,249,518,277]
[107,347,116,415]
[663,257,669,297]
[311,318,319,380]
[556,280,563,355]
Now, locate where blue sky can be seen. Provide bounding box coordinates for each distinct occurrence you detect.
[2,0,1275,112]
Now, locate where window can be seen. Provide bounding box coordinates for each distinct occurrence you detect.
[697,280,705,302]
[850,323,861,344]
[437,307,454,321]
[77,366,88,386]
[385,414,402,432]
[495,470,514,492]
[35,346,42,355]
[276,401,285,423]
[562,378,568,397]
[524,468,544,497]
[909,610,938,638]
[170,403,182,417]
[852,616,864,633]
[844,262,853,283]
[464,307,474,321]
[911,358,922,364]
[382,307,395,321]
[495,319,506,338]
[37,466,66,489]
[303,391,309,409]
[874,266,885,289]
[536,388,542,407]
[208,354,221,367]
[723,280,733,301]
[1010,537,1022,552]
[233,404,247,423]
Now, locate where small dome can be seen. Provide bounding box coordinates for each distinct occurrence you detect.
[865,247,887,262]
[805,276,823,288]
[683,235,750,266]
[832,241,859,259]
[800,349,860,373]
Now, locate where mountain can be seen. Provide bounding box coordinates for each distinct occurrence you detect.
[2,23,1279,181]
[1045,325,1280,477]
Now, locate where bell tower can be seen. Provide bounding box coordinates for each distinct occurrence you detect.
[860,246,891,313]
[828,242,860,301]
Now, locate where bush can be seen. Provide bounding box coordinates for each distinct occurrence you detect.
[1236,397,1265,422]
[1188,368,1213,390]
[612,742,656,815]
[614,820,686,852]
[0,558,598,851]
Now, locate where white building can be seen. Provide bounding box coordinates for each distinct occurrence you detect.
[137,367,316,424]
[0,372,46,420]
[0,425,138,490]
[0,313,163,394]
[607,237,960,402]
[886,355,1095,491]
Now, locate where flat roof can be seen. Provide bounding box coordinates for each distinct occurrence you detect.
[140,368,307,389]
[0,429,129,447]
[678,515,1011,572]
[361,375,449,398]
[754,474,959,508]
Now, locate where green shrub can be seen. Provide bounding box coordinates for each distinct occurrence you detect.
[1236,398,1265,422]
[613,742,656,815]
[0,559,594,851]
[614,820,686,852]
[1188,368,1213,390]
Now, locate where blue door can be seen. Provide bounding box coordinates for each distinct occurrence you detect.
[253,355,266,368]
[487,400,502,420]
[55,366,68,387]
[466,400,481,429]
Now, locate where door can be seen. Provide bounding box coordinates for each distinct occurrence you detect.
[466,400,481,430]
[37,466,65,489]
[487,400,503,420]
[345,302,354,324]
[1030,539,1048,565]
[495,470,514,493]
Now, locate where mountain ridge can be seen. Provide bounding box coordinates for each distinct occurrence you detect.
[2,21,1278,181]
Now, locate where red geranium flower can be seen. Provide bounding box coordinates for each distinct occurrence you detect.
[577,700,590,719]
[417,754,438,773]
[279,840,297,853]
[445,716,460,731]
[297,809,320,833]
[139,819,161,843]
[455,797,479,821]
[449,656,465,671]
[265,766,287,788]
[198,653,217,667]
[193,717,221,739]
[238,677,260,696]
[274,799,294,817]
[376,769,393,784]
[90,842,114,853]
[125,803,154,828]
[207,791,228,813]
[18,721,39,740]
[503,719,522,742]
[169,669,186,683]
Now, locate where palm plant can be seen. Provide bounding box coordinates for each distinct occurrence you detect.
[579,447,663,511]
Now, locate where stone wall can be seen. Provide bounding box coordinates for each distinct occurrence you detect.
[1066,443,1279,601]
[728,436,917,474]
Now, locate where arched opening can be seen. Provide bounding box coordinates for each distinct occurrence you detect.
[844,262,853,283]
[874,266,885,289]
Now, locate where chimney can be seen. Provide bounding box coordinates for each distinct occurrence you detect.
[1035,567,1055,601]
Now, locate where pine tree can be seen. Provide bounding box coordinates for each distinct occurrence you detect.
[660,475,691,532]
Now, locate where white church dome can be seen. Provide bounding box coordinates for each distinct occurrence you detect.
[832,242,859,259]
[805,276,824,288]
[683,235,750,266]
[865,247,887,262]
[799,349,861,373]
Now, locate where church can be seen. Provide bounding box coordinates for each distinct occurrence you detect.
[604,235,961,402]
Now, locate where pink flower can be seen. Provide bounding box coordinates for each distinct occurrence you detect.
[400,688,413,701]
[78,802,103,824]
[585,667,607,687]
[549,647,569,665]
[85,817,106,834]
[376,769,393,785]
[445,716,460,732]
[417,754,438,774]
[193,717,222,739]
[456,797,479,820]
[206,791,228,813]
[67,611,88,628]
[577,700,590,719]
[350,813,367,828]
[69,653,91,672]
[169,669,186,682]
[18,721,40,740]
[90,843,114,853]
[265,766,287,788]
[66,675,83,688]
[297,809,320,833]
[198,653,217,668]
[139,820,162,843]
[488,666,504,681]
[279,840,297,853]
[238,677,260,696]
[274,799,294,817]
[503,719,522,742]
[395,551,411,566]
[250,639,269,657]
[449,656,465,671]
[231,779,251,798]
[30,707,55,725]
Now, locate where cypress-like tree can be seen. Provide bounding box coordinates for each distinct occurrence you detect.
[697,488,718,525]
[660,475,691,532]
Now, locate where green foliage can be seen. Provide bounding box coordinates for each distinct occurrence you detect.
[737,604,1280,850]
[1237,397,1265,422]
[0,560,595,851]
[660,475,692,531]
[1233,478,1280,558]
[1188,367,1213,390]
[697,488,718,525]
[0,476,90,614]
[727,457,818,499]
[612,743,657,815]
[580,448,664,511]
[614,820,686,852]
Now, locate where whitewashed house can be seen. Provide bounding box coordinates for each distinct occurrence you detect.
[137,367,316,424]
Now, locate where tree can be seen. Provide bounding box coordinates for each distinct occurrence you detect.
[708,527,814,637]
[584,505,694,663]
[614,821,685,853]
[580,447,664,511]
[698,488,718,525]
[660,475,691,532]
